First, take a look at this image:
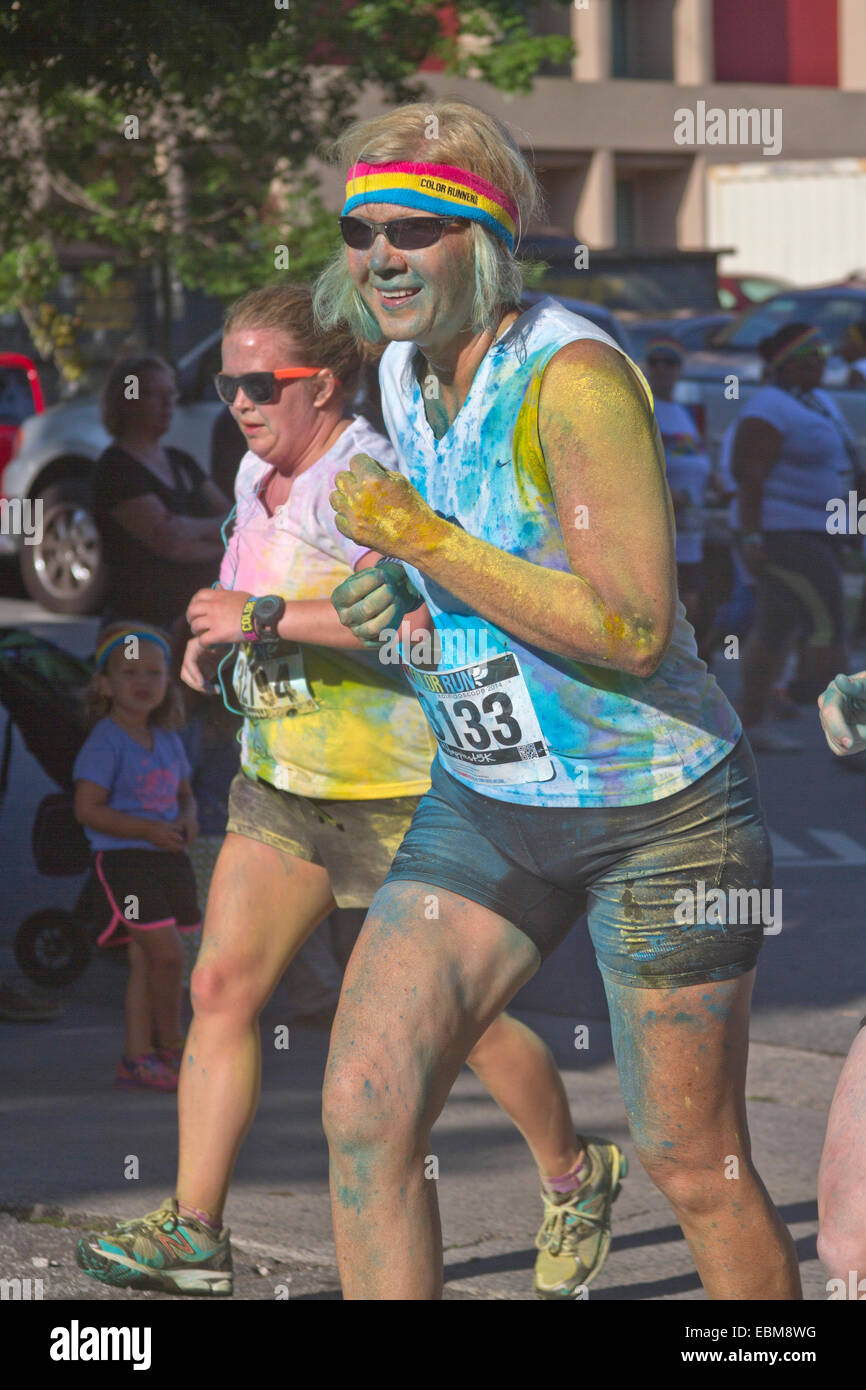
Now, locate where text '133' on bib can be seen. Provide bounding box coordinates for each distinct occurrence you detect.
[402,650,554,784]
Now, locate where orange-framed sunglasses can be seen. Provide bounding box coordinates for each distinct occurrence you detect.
[214,367,339,405]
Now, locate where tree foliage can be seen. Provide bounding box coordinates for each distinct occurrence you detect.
[0,0,573,380]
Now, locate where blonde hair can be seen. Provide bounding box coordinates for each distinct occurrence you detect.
[313,99,542,343]
[224,282,365,396]
[83,622,184,730]
[100,355,174,438]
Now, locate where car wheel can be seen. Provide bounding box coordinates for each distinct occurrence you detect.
[14,909,92,988]
[19,479,105,614]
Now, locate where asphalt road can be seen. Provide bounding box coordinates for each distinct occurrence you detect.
[1,566,864,1303]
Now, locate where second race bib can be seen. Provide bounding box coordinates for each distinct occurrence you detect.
[233,642,318,720]
[403,650,554,784]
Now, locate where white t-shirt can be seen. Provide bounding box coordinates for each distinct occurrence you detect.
[733,384,854,532]
[219,415,436,799]
[653,398,711,565]
[717,422,753,587]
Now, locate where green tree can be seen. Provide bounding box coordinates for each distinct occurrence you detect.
[0,0,572,383]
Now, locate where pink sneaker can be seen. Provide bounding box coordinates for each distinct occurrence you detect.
[116,1053,179,1092]
[154,1047,183,1072]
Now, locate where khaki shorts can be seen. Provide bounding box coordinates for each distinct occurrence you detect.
[225,770,422,908]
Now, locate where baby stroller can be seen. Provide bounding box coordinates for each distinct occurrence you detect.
[0,627,111,988]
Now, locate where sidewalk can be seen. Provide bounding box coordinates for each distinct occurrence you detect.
[0,953,836,1301]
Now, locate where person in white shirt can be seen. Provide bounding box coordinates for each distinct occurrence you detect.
[732,323,856,752]
[643,336,712,632]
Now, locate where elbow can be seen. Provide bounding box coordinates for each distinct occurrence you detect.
[628,642,667,679]
[602,608,670,678]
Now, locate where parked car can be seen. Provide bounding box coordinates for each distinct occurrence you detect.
[625,313,736,363]
[1,333,225,613]
[676,286,866,466]
[717,273,790,312]
[0,353,45,480]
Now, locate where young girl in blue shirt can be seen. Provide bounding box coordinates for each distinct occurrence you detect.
[74,624,201,1091]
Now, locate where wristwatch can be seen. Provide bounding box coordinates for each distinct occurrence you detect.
[240,594,286,641]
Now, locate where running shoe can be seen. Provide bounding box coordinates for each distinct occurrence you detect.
[115,1053,178,1092]
[534,1136,627,1299]
[154,1046,184,1071]
[76,1198,233,1295]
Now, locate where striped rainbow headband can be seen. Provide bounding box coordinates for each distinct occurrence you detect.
[645,335,685,362]
[769,325,827,369]
[343,161,519,251]
[95,629,172,670]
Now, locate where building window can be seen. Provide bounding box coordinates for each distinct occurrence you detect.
[611,0,630,77]
[611,0,674,79]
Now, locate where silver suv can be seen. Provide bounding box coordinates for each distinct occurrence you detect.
[1,332,224,613]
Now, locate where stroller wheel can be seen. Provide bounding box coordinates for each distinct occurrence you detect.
[14,910,92,988]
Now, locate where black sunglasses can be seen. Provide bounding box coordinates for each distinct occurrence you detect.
[214,367,333,406]
[339,215,467,251]
[646,356,681,367]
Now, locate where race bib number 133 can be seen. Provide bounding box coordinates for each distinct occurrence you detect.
[403,651,554,784]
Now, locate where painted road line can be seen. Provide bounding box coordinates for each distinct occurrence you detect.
[771,827,866,868]
[770,829,806,861]
[808,830,866,865]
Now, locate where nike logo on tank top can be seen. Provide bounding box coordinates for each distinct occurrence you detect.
[378,297,742,807]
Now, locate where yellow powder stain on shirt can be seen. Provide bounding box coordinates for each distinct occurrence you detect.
[512,372,555,510]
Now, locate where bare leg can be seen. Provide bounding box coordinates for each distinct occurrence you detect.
[740,629,793,726]
[324,889,800,1301]
[176,833,336,1222]
[467,1012,581,1177]
[126,926,184,1058]
[323,882,541,1300]
[604,969,801,1299]
[818,1025,866,1286]
[125,939,153,1058]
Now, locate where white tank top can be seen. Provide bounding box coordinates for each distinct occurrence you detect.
[378,297,741,807]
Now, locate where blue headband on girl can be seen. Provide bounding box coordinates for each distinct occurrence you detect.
[95,630,172,670]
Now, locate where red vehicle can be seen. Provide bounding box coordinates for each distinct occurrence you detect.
[0,353,45,486]
[717,273,790,312]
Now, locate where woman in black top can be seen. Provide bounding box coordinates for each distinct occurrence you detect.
[93,354,230,631]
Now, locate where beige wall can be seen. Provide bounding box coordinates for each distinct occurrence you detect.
[673,0,714,85]
[839,0,866,90]
[571,0,611,82]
